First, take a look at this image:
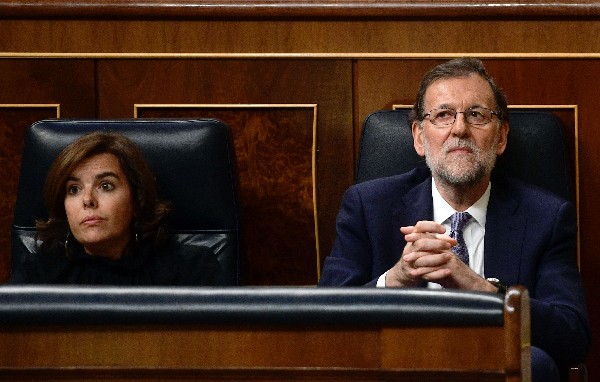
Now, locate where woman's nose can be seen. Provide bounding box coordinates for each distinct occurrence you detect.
[82,190,96,208]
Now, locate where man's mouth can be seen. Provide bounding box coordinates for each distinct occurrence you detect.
[447,146,473,154]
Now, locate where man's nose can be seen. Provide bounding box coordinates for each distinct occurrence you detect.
[450,112,469,136]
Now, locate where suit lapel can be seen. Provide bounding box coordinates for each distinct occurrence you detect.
[484,181,526,285]
[391,177,434,257]
[396,176,433,224]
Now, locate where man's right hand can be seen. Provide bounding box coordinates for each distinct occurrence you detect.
[385,221,455,287]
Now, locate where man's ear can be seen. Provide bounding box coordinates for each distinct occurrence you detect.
[496,121,509,155]
[412,121,425,157]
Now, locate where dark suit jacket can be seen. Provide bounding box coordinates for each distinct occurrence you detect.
[319,167,590,366]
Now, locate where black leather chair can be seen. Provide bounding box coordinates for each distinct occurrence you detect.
[356,109,585,382]
[11,119,242,285]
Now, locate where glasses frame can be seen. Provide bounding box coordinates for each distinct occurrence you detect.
[423,107,499,128]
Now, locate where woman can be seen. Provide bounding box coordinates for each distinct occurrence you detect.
[10,131,226,285]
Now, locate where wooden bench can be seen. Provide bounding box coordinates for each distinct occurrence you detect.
[0,286,530,381]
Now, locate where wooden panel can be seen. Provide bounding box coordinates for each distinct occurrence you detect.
[0,327,380,368]
[0,0,599,20]
[0,106,59,283]
[136,105,318,285]
[0,60,95,283]
[2,20,600,54]
[0,59,95,113]
[0,325,508,382]
[381,326,503,370]
[96,59,353,285]
[0,368,507,382]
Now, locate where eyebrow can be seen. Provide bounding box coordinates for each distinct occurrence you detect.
[435,103,488,110]
[66,171,120,182]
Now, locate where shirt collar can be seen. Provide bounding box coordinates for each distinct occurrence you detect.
[432,177,491,228]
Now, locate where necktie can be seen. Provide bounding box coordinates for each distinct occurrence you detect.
[450,212,472,264]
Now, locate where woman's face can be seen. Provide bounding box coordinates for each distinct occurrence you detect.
[64,153,135,259]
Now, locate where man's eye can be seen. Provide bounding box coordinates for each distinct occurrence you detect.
[100,182,115,191]
[434,110,454,120]
[468,110,484,119]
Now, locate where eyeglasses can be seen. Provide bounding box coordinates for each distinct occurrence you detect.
[424,107,498,127]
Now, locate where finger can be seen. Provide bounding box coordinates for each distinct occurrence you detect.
[409,237,453,253]
[403,249,445,263]
[400,226,415,235]
[402,260,418,272]
[418,268,452,280]
[411,252,452,268]
[402,241,418,255]
[412,221,447,234]
[405,231,452,244]
[435,234,458,246]
[409,265,443,277]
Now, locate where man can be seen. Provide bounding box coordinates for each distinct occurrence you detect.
[319,58,590,381]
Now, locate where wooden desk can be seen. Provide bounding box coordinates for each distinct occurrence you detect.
[0,286,530,382]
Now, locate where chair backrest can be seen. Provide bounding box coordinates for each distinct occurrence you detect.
[356,109,573,202]
[11,119,242,285]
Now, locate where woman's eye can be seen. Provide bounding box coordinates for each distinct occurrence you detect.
[100,181,115,191]
[66,185,80,195]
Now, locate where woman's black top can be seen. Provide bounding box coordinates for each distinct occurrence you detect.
[9,238,227,286]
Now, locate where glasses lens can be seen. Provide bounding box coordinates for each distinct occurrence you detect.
[429,109,456,126]
[465,108,492,125]
[427,108,494,126]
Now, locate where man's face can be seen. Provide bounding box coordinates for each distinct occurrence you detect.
[412,74,509,187]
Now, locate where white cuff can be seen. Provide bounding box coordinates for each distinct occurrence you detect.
[376,271,388,288]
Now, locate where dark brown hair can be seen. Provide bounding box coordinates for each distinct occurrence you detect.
[409,58,509,123]
[36,131,171,252]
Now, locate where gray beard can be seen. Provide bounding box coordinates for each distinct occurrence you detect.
[423,136,498,188]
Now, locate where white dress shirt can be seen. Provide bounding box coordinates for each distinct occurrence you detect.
[376,178,491,288]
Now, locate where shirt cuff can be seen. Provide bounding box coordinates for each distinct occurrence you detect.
[376,271,387,288]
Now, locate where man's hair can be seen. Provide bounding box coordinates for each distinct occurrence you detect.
[36,132,171,252]
[409,58,509,123]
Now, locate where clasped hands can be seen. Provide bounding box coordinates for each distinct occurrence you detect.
[385,220,495,292]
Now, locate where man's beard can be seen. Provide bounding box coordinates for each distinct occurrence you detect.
[423,135,498,188]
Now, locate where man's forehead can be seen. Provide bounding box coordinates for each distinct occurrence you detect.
[423,75,494,107]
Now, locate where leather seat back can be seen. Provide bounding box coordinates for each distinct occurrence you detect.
[12,119,242,285]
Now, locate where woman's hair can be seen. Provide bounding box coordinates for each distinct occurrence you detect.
[36,131,171,252]
[409,58,509,124]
